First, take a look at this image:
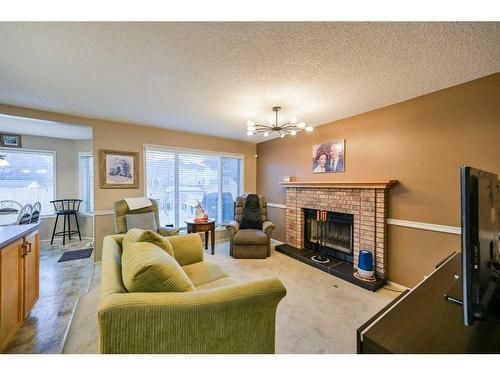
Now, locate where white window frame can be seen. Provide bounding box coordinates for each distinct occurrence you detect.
[78,151,94,216]
[0,147,57,217]
[143,144,245,227]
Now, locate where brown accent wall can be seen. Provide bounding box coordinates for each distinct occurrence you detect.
[0,104,257,260]
[388,226,461,285]
[257,73,500,287]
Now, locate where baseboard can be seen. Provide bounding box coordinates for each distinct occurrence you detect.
[385,280,409,291]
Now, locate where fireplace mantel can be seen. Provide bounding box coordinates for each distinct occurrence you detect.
[280,180,398,189]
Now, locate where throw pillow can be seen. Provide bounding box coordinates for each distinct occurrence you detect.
[123,228,175,257]
[121,241,195,293]
[125,211,158,232]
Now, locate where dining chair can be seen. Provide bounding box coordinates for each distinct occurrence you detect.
[30,201,41,223]
[17,204,33,225]
[0,200,22,215]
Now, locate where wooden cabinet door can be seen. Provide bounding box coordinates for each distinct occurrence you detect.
[0,239,23,351]
[23,231,39,319]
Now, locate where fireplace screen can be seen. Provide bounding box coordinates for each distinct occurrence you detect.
[303,208,354,261]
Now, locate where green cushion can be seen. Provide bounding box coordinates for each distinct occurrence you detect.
[121,242,195,293]
[123,228,174,257]
[182,261,229,287]
[168,234,204,266]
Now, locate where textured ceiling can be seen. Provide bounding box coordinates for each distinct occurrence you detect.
[0,114,92,140]
[0,22,499,143]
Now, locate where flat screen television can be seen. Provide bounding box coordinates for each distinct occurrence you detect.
[460,166,500,326]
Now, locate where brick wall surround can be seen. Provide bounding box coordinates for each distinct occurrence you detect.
[284,187,388,277]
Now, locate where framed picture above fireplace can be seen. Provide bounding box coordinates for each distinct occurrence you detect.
[312,139,345,173]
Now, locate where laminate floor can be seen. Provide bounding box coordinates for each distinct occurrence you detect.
[2,239,94,354]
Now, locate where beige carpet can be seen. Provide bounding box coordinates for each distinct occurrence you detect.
[63,240,397,354]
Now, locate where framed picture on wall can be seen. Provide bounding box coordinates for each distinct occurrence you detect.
[0,133,22,148]
[312,139,345,173]
[99,149,139,189]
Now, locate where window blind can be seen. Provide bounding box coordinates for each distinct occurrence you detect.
[0,149,55,215]
[79,153,94,213]
[145,147,243,227]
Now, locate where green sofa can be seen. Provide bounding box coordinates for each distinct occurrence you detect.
[98,233,287,354]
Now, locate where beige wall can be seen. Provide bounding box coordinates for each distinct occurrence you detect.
[92,122,256,260]
[91,121,256,210]
[256,73,500,287]
[0,104,257,259]
[12,134,93,241]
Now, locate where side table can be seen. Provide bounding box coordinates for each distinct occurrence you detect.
[185,218,216,255]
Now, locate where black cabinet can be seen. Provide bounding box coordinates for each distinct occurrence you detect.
[357,252,500,354]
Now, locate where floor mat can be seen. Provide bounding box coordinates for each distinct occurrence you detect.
[58,248,93,263]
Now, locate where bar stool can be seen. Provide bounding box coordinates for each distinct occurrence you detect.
[50,199,83,245]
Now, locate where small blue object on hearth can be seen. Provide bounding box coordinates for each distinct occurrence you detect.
[358,250,374,278]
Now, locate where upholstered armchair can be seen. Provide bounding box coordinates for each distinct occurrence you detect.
[114,198,180,236]
[226,195,275,258]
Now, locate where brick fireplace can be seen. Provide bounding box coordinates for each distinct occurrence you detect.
[281,181,397,278]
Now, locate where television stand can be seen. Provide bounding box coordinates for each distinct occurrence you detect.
[357,252,500,353]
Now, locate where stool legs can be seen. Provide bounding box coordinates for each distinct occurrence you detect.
[50,212,82,245]
[62,213,67,245]
[73,212,82,241]
[68,213,72,240]
[51,214,59,245]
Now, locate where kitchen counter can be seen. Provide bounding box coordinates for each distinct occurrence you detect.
[0,223,40,249]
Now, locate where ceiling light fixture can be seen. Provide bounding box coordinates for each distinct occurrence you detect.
[246,106,313,138]
[0,155,10,167]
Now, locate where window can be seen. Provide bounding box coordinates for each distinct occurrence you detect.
[79,152,94,213]
[145,146,243,227]
[0,149,55,215]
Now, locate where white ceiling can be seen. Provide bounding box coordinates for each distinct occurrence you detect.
[0,114,92,140]
[0,22,499,143]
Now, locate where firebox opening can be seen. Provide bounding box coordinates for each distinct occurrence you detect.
[303,208,354,263]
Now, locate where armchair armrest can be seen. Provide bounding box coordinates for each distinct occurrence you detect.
[166,233,204,266]
[226,220,239,235]
[98,278,286,354]
[262,221,275,235]
[159,226,180,237]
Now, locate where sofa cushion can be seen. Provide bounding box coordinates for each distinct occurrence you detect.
[125,211,158,232]
[121,242,194,293]
[122,228,174,257]
[182,261,229,287]
[195,277,237,290]
[168,234,204,266]
[233,229,267,245]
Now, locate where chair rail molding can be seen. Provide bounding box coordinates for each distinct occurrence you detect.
[386,218,460,235]
[267,202,287,209]
[93,210,115,216]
